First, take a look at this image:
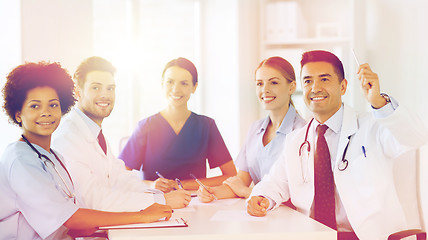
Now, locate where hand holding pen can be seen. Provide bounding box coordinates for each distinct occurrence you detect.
[190,173,218,201]
[352,49,386,109]
[154,171,179,193]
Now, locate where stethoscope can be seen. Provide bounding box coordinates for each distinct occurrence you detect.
[21,135,76,202]
[299,119,351,183]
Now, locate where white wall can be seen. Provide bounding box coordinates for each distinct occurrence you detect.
[237,0,261,148]
[363,0,428,230]
[199,0,241,157]
[20,0,93,71]
[0,1,21,154]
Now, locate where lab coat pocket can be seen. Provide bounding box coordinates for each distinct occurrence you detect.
[345,146,388,199]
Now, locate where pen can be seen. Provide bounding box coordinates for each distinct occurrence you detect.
[155,171,165,179]
[190,173,217,200]
[362,146,367,158]
[352,48,360,66]
[156,171,177,190]
[175,178,183,189]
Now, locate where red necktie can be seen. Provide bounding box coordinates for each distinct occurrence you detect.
[314,124,336,230]
[98,130,107,155]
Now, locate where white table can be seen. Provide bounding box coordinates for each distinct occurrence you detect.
[108,198,336,240]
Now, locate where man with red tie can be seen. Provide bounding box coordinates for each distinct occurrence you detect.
[53,56,190,212]
[246,50,427,240]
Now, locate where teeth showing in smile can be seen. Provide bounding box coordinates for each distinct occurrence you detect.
[262,96,275,101]
[37,121,54,125]
[97,103,109,107]
[311,96,327,101]
[171,96,182,100]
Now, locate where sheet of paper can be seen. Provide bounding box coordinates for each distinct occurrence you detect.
[210,210,267,222]
[99,218,187,230]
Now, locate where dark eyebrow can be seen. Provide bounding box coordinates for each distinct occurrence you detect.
[319,73,332,78]
[28,99,59,103]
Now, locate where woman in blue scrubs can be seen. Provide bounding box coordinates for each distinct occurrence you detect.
[0,62,172,239]
[198,56,306,202]
[119,57,237,191]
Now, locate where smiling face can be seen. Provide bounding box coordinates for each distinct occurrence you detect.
[162,66,197,109]
[255,66,296,113]
[15,86,61,142]
[301,61,347,123]
[76,71,116,126]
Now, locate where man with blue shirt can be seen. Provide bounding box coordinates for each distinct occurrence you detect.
[247,50,427,240]
[53,56,190,212]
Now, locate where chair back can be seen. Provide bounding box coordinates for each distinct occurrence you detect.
[393,149,425,230]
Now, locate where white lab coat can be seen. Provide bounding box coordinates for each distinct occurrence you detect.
[52,108,161,212]
[251,104,428,240]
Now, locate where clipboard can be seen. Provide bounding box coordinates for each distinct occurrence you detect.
[98,218,188,230]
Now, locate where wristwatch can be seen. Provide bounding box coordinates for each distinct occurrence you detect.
[380,93,391,103]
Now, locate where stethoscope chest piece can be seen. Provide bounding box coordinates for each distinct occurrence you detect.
[338,159,348,171]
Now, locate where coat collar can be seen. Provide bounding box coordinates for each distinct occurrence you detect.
[68,107,99,144]
[256,104,298,135]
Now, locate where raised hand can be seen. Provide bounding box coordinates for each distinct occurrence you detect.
[357,63,387,109]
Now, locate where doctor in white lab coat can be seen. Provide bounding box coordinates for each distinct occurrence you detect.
[53,56,190,212]
[247,50,428,240]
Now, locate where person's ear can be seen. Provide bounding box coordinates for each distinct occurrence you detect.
[341,79,348,95]
[192,82,198,94]
[289,81,296,95]
[74,86,82,100]
[15,111,22,124]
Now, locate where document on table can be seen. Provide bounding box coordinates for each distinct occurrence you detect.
[98,218,188,230]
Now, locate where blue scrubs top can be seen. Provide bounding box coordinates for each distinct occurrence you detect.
[0,141,78,240]
[119,112,232,181]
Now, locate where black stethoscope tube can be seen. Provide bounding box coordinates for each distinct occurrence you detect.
[299,119,350,172]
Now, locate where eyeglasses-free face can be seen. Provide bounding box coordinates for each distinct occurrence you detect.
[301,61,347,124]
[255,66,296,113]
[76,70,116,126]
[162,66,197,109]
[15,86,62,141]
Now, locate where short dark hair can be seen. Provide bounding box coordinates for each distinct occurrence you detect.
[2,62,76,126]
[74,56,116,88]
[162,57,198,85]
[300,50,345,82]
